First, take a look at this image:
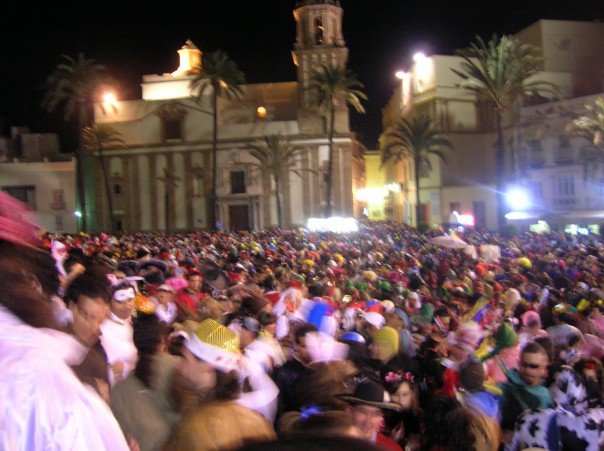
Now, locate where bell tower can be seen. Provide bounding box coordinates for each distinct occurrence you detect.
[292,0,349,133]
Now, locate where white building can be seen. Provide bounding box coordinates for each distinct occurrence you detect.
[380,19,604,231]
[0,127,77,232]
[90,0,365,233]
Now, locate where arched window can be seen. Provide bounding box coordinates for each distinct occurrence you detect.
[314,18,324,45]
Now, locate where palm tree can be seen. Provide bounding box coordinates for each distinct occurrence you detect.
[42,53,110,232]
[83,124,123,234]
[190,50,245,231]
[249,134,313,227]
[309,63,367,217]
[567,97,604,179]
[452,35,559,228]
[381,113,453,226]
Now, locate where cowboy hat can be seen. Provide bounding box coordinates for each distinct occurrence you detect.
[338,379,399,410]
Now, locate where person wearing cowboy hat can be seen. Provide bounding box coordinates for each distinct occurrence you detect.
[165,319,276,451]
[339,379,402,451]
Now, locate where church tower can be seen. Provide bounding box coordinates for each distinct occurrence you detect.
[292,0,349,134]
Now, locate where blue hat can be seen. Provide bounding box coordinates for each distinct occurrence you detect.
[341,331,366,345]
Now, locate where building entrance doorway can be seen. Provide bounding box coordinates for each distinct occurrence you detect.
[229,205,249,231]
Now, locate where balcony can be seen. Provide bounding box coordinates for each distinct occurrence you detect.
[528,152,546,168]
[51,200,66,210]
[554,148,575,165]
[550,196,579,210]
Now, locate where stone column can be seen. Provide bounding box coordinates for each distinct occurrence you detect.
[184,152,194,230]
[129,155,140,231]
[148,154,158,231]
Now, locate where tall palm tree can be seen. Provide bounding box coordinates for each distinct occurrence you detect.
[452,35,559,229]
[567,97,604,179]
[381,113,453,226]
[249,134,313,227]
[42,53,109,232]
[83,124,123,234]
[309,63,367,217]
[190,50,245,231]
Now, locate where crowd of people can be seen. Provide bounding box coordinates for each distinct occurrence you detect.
[1,190,603,450]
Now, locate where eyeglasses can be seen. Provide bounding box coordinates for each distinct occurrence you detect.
[520,361,542,370]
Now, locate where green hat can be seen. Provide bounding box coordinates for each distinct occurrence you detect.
[481,322,518,362]
[493,323,517,349]
[420,303,434,323]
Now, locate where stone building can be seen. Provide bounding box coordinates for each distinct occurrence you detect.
[380,19,604,231]
[90,0,365,233]
[0,126,77,232]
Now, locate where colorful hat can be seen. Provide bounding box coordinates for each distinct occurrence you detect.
[363,311,385,329]
[185,319,241,373]
[449,321,483,352]
[157,284,176,293]
[521,310,541,328]
[374,326,400,357]
[134,294,156,314]
[304,331,349,363]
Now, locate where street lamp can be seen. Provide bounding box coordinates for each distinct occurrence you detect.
[413,52,427,63]
[101,90,118,114]
[505,187,531,210]
[102,92,117,104]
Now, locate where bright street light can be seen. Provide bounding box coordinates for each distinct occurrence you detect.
[395,70,406,80]
[413,52,427,63]
[505,187,531,210]
[74,211,82,218]
[102,92,117,104]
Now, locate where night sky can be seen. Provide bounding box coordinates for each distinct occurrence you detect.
[2,0,603,149]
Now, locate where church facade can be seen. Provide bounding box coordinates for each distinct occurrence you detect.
[90,0,365,232]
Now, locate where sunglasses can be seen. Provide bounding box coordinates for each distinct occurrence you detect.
[520,361,542,370]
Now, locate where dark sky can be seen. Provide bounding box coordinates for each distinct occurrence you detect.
[2,0,602,149]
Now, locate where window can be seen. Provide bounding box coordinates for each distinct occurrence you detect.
[230,171,246,194]
[164,118,182,140]
[314,18,324,45]
[473,201,486,230]
[51,189,65,210]
[114,183,121,195]
[115,220,123,232]
[553,175,575,196]
[449,202,461,213]
[55,215,63,231]
[552,175,576,207]
[2,185,36,210]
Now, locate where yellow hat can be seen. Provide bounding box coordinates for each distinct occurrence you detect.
[516,257,532,269]
[185,319,242,373]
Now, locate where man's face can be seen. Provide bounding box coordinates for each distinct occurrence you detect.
[70,296,109,346]
[179,348,217,394]
[295,335,312,364]
[110,298,134,320]
[519,352,549,387]
[188,275,202,292]
[368,340,392,362]
[156,290,173,306]
[348,404,383,440]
